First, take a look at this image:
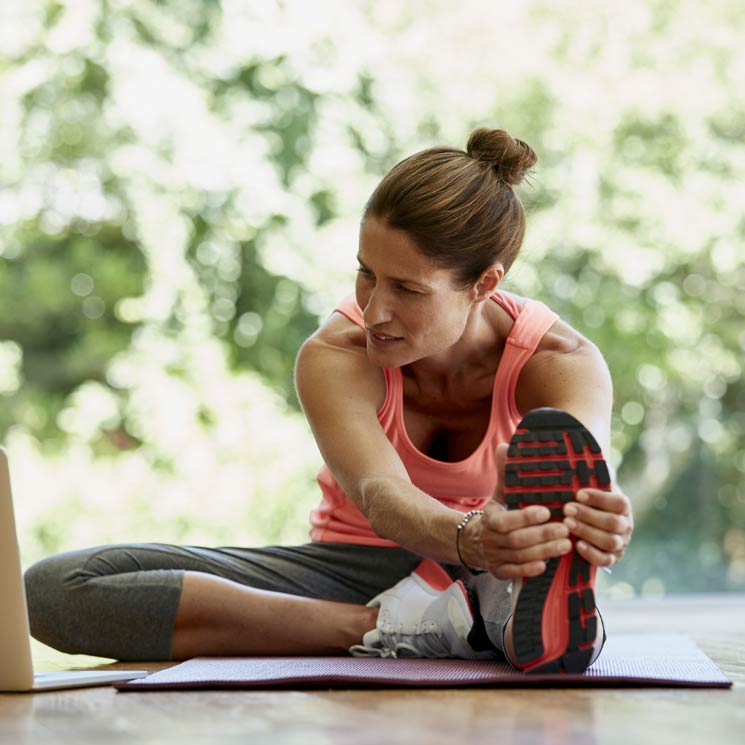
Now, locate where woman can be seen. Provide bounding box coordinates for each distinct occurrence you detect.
[25,128,633,673]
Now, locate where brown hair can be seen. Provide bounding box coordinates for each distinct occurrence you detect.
[362,128,537,287]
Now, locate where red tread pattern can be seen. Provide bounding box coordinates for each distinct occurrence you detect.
[504,408,610,674]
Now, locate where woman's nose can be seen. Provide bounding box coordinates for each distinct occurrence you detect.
[362,287,392,326]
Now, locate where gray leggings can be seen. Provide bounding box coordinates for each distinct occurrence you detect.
[24,542,513,661]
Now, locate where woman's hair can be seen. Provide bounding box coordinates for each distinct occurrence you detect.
[362,128,537,287]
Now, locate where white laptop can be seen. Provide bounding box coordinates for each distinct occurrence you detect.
[0,448,148,691]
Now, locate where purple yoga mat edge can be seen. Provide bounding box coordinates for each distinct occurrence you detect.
[114,658,733,692]
[113,675,732,693]
[115,675,733,692]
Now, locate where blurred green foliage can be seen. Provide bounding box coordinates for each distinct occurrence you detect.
[1,0,743,595]
[0,218,146,441]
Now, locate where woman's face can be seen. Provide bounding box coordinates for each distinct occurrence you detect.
[355,218,476,368]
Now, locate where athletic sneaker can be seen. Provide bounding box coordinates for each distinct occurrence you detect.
[349,559,492,659]
[504,407,610,673]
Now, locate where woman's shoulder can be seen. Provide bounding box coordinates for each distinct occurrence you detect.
[295,291,388,394]
[298,310,368,365]
[515,309,611,414]
[536,315,591,357]
[493,290,591,356]
[494,289,609,403]
[295,307,387,411]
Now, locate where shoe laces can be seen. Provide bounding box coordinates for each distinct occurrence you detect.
[350,619,453,659]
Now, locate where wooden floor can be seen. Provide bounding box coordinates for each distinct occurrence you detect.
[2,595,744,745]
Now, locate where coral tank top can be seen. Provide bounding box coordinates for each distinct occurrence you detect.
[308,291,559,547]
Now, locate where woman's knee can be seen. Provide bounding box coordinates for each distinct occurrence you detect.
[23,546,115,653]
[23,544,186,660]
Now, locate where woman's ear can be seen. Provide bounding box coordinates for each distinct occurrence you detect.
[474,263,504,300]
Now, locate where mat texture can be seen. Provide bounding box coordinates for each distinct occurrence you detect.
[115,634,732,691]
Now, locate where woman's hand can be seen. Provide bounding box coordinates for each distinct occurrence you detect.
[563,489,633,568]
[476,443,633,579]
[477,444,573,580]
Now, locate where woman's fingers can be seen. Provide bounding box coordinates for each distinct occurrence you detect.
[486,518,569,550]
[487,537,573,564]
[562,517,624,554]
[481,510,572,575]
[575,488,632,516]
[491,560,548,580]
[563,502,631,536]
[575,540,617,568]
[484,502,552,532]
[561,488,633,566]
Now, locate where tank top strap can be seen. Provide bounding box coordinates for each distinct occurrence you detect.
[334,293,364,327]
[493,297,560,423]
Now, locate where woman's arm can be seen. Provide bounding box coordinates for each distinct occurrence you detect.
[295,313,469,564]
[471,323,634,579]
[516,323,614,461]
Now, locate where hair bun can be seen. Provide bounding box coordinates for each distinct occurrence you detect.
[466,128,537,187]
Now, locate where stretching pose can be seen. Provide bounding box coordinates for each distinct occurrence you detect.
[25,128,633,672]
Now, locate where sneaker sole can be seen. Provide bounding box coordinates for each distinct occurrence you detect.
[504,408,610,674]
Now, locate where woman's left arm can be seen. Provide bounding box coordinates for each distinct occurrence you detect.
[515,325,634,569]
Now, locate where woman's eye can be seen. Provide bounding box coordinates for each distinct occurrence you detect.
[356,267,373,279]
[397,285,419,295]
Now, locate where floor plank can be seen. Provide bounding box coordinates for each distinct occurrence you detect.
[2,595,743,745]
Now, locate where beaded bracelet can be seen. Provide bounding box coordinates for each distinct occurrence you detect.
[456,509,485,574]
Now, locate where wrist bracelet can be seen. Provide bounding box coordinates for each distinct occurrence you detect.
[456,509,484,574]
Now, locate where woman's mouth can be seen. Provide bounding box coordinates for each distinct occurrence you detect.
[366,328,403,346]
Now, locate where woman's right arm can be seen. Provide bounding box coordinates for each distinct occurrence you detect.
[294,312,469,564]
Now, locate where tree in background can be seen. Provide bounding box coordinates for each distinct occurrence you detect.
[1,0,743,594]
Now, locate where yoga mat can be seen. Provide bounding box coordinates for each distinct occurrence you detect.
[115,634,732,691]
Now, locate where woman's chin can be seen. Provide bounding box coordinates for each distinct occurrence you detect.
[365,341,410,368]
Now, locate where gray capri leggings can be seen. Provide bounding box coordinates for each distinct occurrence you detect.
[23,541,514,661]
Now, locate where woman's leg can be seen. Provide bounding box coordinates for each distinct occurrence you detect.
[24,542,422,661]
[171,573,376,658]
[461,569,515,658]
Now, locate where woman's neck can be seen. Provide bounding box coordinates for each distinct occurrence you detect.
[403,300,508,397]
